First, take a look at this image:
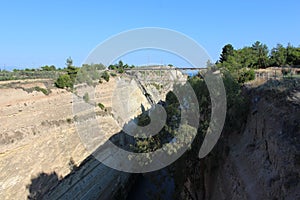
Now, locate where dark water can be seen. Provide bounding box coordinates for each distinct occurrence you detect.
[126,168,175,200]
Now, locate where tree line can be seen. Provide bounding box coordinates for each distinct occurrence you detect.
[215,42,300,83]
[217,42,300,69]
[55,58,134,89]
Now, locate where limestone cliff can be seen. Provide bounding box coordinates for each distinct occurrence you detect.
[178,79,300,200]
[0,74,152,199]
[0,69,182,199]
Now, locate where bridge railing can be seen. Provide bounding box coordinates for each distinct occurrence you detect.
[123,67,207,82]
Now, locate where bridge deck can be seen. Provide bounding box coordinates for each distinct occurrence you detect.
[124,67,207,71]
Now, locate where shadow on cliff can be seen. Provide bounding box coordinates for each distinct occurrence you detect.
[26,148,134,199]
[26,172,61,200]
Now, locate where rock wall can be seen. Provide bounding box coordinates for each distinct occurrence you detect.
[0,80,89,200]
[179,79,300,200]
[0,75,152,199]
[0,69,186,199]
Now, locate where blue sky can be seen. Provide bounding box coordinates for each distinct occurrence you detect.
[1,0,300,70]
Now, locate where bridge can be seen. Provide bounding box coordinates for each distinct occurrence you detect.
[123,67,208,82]
[123,67,208,105]
[124,67,207,71]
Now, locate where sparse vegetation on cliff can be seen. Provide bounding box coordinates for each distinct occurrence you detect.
[33,86,51,95]
[15,86,51,95]
[100,71,110,82]
[83,92,89,103]
[97,103,105,110]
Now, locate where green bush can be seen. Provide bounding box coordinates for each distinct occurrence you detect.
[238,68,255,83]
[110,72,117,77]
[151,83,161,90]
[83,92,89,103]
[55,74,72,88]
[98,103,105,110]
[117,68,124,74]
[222,71,249,131]
[101,71,110,82]
[34,86,50,95]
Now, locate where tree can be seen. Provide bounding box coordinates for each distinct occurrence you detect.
[118,60,123,68]
[41,65,56,71]
[237,47,257,68]
[54,57,78,89]
[286,43,300,66]
[65,57,78,82]
[251,41,269,68]
[270,44,287,66]
[66,57,73,68]
[108,64,116,70]
[217,47,257,82]
[82,63,106,70]
[219,44,234,63]
[123,64,129,68]
[238,68,255,83]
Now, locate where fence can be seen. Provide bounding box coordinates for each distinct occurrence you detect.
[255,67,300,80]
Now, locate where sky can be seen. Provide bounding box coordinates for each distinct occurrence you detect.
[1,0,300,70]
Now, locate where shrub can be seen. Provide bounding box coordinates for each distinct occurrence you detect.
[238,68,255,83]
[55,74,72,88]
[117,68,124,74]
[83,92,89,103]
[151,83,161,90]
[222,71,250,131]
[98,103,105,110]
[34,86,50,95]
[101,71,110,82]
[110,72,117,77]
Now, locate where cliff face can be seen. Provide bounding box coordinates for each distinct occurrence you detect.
[0,75,153,199]
[179,79,300,200]
[0,70,182,199]
[0,80,88,200]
